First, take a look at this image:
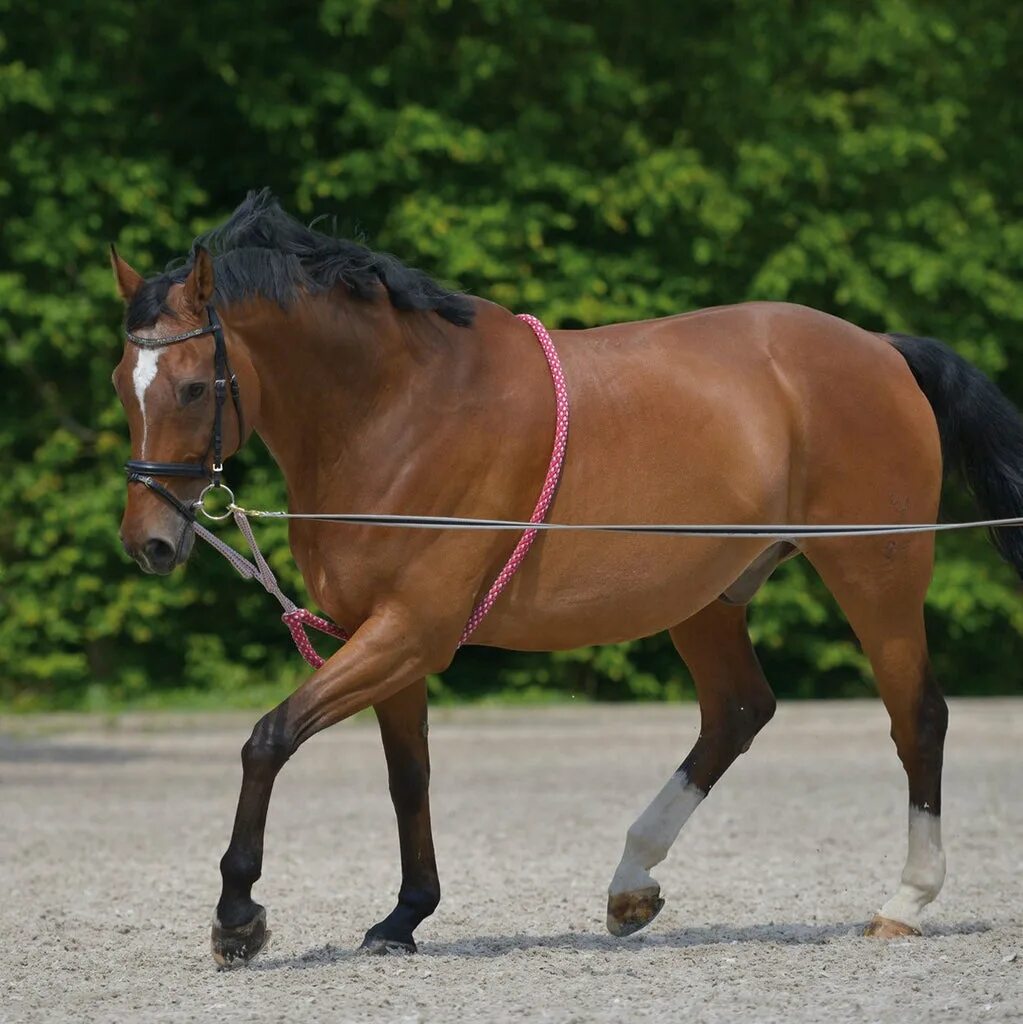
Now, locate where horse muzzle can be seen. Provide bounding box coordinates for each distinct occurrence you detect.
[123,524,196,575]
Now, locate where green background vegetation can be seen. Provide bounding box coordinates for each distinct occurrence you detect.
[2,0,1022,710]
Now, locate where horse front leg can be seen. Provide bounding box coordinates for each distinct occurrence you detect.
[361,677,440,953]
[211,610,449,968]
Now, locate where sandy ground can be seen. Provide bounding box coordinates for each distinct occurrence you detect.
[1,700,1021,1023]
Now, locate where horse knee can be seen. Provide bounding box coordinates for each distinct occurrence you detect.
[241,716,291,778]
[695,690,775,786]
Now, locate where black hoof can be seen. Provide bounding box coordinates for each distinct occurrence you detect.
[361,925,417,955]
[211,905,271,968]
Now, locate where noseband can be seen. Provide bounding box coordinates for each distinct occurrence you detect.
[124,306,244,521]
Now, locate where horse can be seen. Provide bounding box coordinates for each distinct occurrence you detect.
[110,190,1023,966]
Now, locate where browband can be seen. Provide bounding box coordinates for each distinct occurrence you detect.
[124,323,219,349]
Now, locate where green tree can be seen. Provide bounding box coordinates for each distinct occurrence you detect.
[2,0,1022,708]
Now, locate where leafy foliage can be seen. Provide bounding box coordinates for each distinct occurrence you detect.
[2,0,1022,708]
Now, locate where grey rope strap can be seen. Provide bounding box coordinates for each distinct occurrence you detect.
[186,507,1023,671]
[192,512,299,616]
[225,508,1023,540]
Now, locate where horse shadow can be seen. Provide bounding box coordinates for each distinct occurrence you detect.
[255,918,992,971]
[0,736,149,764]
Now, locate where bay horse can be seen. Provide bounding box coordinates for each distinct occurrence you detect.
[110,191,1023,966]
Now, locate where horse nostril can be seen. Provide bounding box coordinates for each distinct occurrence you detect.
[143,537,177,574]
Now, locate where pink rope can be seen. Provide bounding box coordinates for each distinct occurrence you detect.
[458,314,570,645]
[281,608,349,669]
[196,312,567,668]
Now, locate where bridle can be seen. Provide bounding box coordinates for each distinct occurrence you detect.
[124,305,244,521]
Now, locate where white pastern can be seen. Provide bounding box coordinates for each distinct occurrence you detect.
[609,769,704,895]
[132,348,163,457]
[879,807,946,930]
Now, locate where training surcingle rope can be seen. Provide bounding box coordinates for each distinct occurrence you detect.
[125,310,1023,669]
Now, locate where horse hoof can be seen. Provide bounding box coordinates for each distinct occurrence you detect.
[361,934,417,955]
[211,906,271,967]
[864,914,921,939]
[606,886,665,937]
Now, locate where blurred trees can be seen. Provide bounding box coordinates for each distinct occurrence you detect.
[2,0,1022,707]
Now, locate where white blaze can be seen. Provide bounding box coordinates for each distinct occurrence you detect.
[879,807,946,930]
[609,769,704,895]
[132,348,163,457]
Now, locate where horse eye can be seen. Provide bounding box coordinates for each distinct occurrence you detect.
[184,381,206,403]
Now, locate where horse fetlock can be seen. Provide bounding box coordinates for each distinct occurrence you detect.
[211,905,271,968]
[396,882,441,918]
[219,848,261,890]
[609,853,657,898]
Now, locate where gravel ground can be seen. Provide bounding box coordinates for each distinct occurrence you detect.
[1,700,1020,1023]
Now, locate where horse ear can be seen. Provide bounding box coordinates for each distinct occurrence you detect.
[110,245,144,303]
[182,247,215,314]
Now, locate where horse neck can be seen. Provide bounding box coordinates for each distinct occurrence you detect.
[224,295,494,508]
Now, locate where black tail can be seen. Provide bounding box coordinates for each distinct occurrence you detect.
[889,333,1023,576]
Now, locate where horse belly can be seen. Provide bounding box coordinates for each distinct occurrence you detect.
[473,533,775,649]
[470,336,792,649]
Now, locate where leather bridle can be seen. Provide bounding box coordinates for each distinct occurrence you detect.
[124,306,244,521]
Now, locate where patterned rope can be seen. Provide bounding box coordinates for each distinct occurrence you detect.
[194,514,349,669]
[280,608,349,669]
[192,312,567,668]
[458,314,569,645]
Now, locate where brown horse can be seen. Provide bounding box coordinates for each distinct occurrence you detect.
[110,191,1023,966]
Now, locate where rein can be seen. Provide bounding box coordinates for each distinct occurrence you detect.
[124,308,1023,670]
[226,510,1023,540]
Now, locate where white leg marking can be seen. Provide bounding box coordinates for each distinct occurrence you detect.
[879,807,946,930]
[132,348,163,458]
[609,769,704,895]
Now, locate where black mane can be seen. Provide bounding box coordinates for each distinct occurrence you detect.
[125,189,475,330]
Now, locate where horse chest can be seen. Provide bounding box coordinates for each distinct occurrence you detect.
[287,528,392,629]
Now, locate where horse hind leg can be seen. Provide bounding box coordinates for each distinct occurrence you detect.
[607,600,776,936]
[804,535,948,937]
